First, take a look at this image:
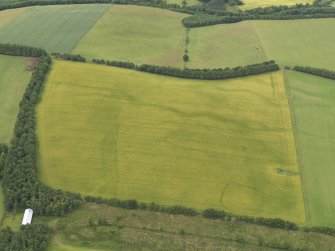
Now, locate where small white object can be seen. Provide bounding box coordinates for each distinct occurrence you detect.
[22,208,33,225]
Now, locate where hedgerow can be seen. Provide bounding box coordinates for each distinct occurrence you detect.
[0,43,82,217]
[92,58,280,80]
[292,66,335,80]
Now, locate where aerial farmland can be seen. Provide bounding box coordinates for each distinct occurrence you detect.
[0,0,334,250]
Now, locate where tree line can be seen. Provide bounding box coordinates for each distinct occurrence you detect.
[292,66,335,80]
[182,4,335,27]
[85,195,335,236]
[0,43,82,217]
[84,195,301,231]
[0,224,51,251]
[0,143,8,178]
[92,58,280,80]
[51,52,86,62]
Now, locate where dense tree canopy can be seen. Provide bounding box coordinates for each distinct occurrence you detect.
[293,66,335,80]
[0,44,82,216]
[93,58,280,80]
[0,225,51,251]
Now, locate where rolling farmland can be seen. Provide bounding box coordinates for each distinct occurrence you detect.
[0,5,108,53]
[37,60,304,222]
[73,5,188,67]
[286,71,335,227]
[0,1,335,249]
[188,19,335,69]
[0,55,31,143]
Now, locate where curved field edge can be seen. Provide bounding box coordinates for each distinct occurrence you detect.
[37,60,305,223]
[72,5,188,68]
[285,71,335,227]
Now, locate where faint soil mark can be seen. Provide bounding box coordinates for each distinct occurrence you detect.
[26,57,38,71]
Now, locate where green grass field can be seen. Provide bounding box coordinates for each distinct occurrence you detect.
[0,55,32,143]
[1,213,23,231]
[253,19,335,70]
[37,60,304,222]
[285,71,335,227]
[0,8,26,28]
[0,5,108,53]
[188,19,335,69]
[187,21,267,69]
[73,5,188,67]
[240,0,313,10]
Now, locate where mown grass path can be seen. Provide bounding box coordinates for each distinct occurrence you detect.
[286,71,335,227]
[0,55,31,143]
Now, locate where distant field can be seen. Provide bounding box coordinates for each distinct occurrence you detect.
[0,8,26,28]
[73,5,188,67]
[0,5,108,53]
[38,60,304,222]
[188,19,335,69]
[165,0,201,6]
[286,71,335,227]
[253,19,335,70]
[187,21,268,69]
[240,0,314,10]
[0,55,31,143]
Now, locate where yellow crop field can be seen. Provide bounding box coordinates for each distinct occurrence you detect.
[240,0,313,10]
[37,60,305,222]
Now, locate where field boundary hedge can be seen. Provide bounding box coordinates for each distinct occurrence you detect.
[91,58,280,80]
[83,196,299,231]
[291,66,335,80]
[0,43,82,217]
[182,5,335,27]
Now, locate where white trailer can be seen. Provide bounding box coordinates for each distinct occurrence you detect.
[22,208,33,225]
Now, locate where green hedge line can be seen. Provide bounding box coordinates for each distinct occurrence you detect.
[182,5,335,27]
[92,58,280,80]
[292,66,335,80]
[303,226,335,236]
[0,144,8,178]
[83,196,301,231]
[1,43,82,216]
[51,52,86,62]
